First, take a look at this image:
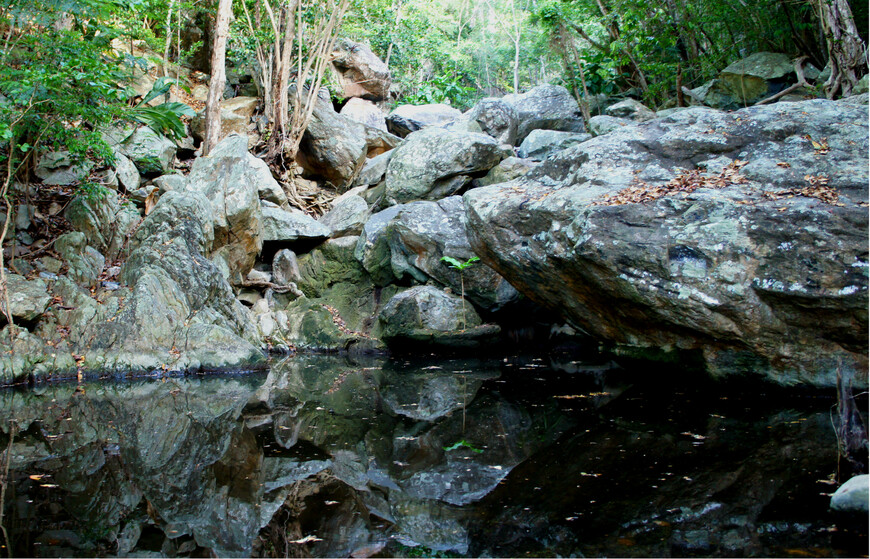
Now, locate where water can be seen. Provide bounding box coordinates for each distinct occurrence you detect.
[0,353,865,557]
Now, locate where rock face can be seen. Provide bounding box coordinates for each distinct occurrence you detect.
[387,104,463,137]
[718,52,795,105]
[296,96,369,189]
[339,98,388,131]
[64,189,141,260]
[379,286,499,347]
[503,84,585,143]
[464,100,869,387]
[330,38,391,101]
[467,98,519,145]
[517,129,591,160]
[384,127,509,204]
[186,134,264,281]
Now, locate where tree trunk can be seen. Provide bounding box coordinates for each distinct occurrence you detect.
[202,0,232,156]
[162,0,176,77]
[815,0,867,98]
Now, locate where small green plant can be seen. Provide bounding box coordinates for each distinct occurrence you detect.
[440,255,479,329]
[443,439,483,454]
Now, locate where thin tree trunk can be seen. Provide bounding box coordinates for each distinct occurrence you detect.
[162,0,176,77]
[203,0,232,156]
[815,0,867,98]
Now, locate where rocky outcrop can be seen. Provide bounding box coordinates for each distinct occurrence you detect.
[465,100,869,387]
[330,38,391,101]
[384,127,509,204]
[64,188,141,260]
[503,83,585,143]
[517,129,591,160]
[387,104,462,137]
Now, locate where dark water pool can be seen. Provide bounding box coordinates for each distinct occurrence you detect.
[0,353,866,557]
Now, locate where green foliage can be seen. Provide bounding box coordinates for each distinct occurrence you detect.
[440,255,479,271]
[443,439,483,453]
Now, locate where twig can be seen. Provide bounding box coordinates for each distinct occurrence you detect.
[755,56,811,105]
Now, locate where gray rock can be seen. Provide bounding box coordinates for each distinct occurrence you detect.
[467,97,519,145]
[320,194,370,237]
[14,204,36,230]
[386,197,519,311]
[0,274,50,322]
[517,129,591,160]
[354,205,403,286]
[186,134,264,281]
[64,188,141,260]
[330,38,391,101]
[384,127,508,204]
[830,474,869,513]
[464,99,869,387]
[272,249,301,286]
[152,173,187,195]
[503,83,585,143]
[853,74,869,96]
[55,232,105,287]
[296,236,367,298]
[34,151,94,185]
[379,286,499,347]
[478,156,538,187]
[113,150,141,191]
[339,98,387,131]
[120,126,177,176]
[605,98,656,122]
[261,204,331,243]
[191,96,259,145]
[356,151,393,187]
[718,52,796,105]
[296,96,369,189]
[588,114,632,136]
[387,104,463,137]
[687,79,736,109]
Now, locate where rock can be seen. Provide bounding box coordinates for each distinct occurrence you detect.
[354,205,403,286]
[503,84,585,143]
[320,194,370,237]
[605,98,656,122]
[362,125,402,158]
[356,151,393,187]
[330,38,391,101]
[191,84,209,102]
[378,286,500,348]
[120,127,177,176]
[687,79,736,110]
[272,249,301,286]
[0,325,64,382]
[0,274,50,323]
[467,98,518,145]
[478,156,538,187]
[588,114,631,136]
[191,96,259,145]
[464,100,869,387]
[384,127,509,204]
[261,204,331,243]
[153,173,187,195]
[853,74,869,96]
[339,98,387,131]
[186,134,263,281]
[65,188,141,260]
[387,104,463,138]
[830,474,869,513]
[718,52,796,105]
[517,129,591,160]
[55,232,105,287]
[128,184,159,208]
[112,150,141,191]
[14,204,36,230]
[843,92,869,105]
[296,236,367,298]
[296,96,369,189]
[386,197,519,311]
[34,152,93,185]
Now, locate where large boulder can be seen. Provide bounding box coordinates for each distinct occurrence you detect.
[384,127,509,205]
[319,192,370,238]
[191,96,259,145]
[605,98,656,122]
[717,52,796,105]
[378,286,500,347]
[330,38,391,101]
[185,134,264,281]
[464,100,869,387]
[120,126,177,176]
[386,104,462,138]
[65,188,141,260]
[339,98,388,131]
[588,115,632,136]
[503,84,585,143]
[467,98,519,145]
[0,274,50,323]
[260,203,331,243]
[830,475,869,514]
[296,95,369,189]
[516,129,591,160]
[386,197,519,311]
[478,156,538,187]
[354,205,403,286]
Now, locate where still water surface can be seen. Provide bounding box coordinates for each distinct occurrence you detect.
[0,353,865,557]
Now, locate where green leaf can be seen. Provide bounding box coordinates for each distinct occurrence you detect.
[443,440,483,453]
[440,256,464,269]
[137,76,175,107]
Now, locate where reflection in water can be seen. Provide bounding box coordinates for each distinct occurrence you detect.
[0,354,864,557]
